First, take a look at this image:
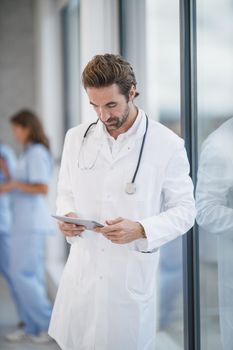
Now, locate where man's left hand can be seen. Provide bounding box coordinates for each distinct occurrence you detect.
[94,217,146,244]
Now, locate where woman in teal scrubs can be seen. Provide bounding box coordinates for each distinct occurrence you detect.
[0,143,24,324]
[0,110,54,344]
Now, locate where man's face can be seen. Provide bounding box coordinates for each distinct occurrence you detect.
[86,84,130,131]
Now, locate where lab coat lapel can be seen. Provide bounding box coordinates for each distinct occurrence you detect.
[113,112,147,163]
[91,121,113,164]
[100,136,114,164]
[92,110,147,164]
[99,130,137,165]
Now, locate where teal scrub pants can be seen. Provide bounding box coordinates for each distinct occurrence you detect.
[10,233,52,335]
[0,231,24,321]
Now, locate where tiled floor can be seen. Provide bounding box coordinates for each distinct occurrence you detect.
[0,276,60,350]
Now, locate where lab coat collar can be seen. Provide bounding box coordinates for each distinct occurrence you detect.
[91,109,148,164]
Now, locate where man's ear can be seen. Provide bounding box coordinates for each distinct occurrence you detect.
[128,86,136,101]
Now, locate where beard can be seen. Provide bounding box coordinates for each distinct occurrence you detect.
[103,105,130,131]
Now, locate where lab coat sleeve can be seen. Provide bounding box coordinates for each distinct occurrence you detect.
[138,140,196,252]
[56,130,78,244]
[195,141,233,234]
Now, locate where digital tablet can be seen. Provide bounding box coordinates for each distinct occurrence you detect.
[52,215,104,230]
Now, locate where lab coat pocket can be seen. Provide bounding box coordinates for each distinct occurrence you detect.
[63,241,84,286]
[126,250,158,301]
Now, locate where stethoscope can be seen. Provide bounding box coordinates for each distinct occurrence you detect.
[78,114,149,195]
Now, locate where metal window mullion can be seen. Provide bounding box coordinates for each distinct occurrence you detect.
[179,0,200,350]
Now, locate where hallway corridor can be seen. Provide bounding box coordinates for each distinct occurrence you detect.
[0,276,60,350]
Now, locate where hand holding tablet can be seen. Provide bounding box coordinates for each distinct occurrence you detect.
[52,215,104,231]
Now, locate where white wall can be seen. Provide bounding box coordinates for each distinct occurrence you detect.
[0,0,35,149]
[34,0,64,158]
[34,0,67,277]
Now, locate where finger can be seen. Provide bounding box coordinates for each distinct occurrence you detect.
[63,227,85,234]
[105,217,124,225]
[103,231,125,239]
[65,212,78,218]
[62,231,81,237]
[59,222,85,230]
[110,238,126,244]
[59,223,76,230]
[59,223,85,233]
[60,221,79,228]
[94,227,102,233]
[61,222,85,229]
[111,234,131,243]
[59,224,78,231]
[97,223,122,234]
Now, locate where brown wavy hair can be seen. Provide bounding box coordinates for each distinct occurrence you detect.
[82,54,139,100]
[10,110,50,150]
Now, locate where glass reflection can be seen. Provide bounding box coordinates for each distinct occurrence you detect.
[196,117,233,350]
[195,0,233,349]
[120,1,183,348]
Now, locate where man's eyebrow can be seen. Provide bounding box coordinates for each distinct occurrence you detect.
[106,101,117,106]
[90,101,117,107]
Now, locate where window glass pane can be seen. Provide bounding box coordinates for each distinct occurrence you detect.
[120,1,183,349]
[62,0,80,130]
[195,1,233,349]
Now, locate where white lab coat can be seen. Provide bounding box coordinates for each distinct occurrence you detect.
[196,118,233,350]
[49,109,196,350]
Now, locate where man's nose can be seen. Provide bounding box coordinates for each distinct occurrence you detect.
[99,108,110,122]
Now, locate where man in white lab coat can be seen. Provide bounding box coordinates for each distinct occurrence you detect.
[49,54,196,350]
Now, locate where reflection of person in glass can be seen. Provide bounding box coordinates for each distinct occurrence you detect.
[196,117,233,350]
[0,111,54,344]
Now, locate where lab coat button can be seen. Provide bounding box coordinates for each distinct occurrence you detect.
[99,276,103,280]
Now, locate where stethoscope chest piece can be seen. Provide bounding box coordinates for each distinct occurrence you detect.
[125,182,136,195]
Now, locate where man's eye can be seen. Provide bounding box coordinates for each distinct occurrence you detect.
[108,104,117,108]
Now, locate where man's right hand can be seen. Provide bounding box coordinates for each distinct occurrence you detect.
[58,212,86,237]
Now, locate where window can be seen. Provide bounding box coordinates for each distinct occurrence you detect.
[195,1,233,349]
[61,0,81,130]
[120,1,184,348]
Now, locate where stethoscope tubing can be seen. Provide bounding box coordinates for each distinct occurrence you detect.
[81,114,149,187]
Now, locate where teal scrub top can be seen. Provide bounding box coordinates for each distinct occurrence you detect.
[0,144,15,233]
[12,143,55,235]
